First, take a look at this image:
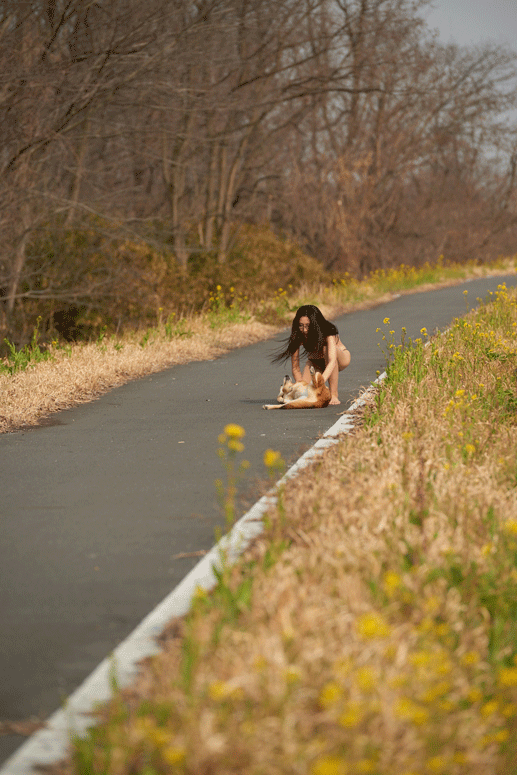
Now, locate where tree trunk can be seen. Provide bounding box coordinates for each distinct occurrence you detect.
[6,203,31,316]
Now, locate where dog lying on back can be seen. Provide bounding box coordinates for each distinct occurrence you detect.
[262,367,331,410]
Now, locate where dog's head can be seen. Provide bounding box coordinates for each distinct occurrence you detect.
[277,374,294,403]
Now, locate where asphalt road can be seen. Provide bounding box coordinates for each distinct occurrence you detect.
[1,274,515,764]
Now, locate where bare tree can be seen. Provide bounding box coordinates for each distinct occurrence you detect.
[279,0,517,273]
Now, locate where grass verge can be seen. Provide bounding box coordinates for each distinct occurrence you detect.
[45,282,517,775]
[1,255,516,433]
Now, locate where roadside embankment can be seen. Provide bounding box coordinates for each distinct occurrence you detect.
[46,282,517,774]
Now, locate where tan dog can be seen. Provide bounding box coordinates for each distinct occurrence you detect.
[262,368,331,410]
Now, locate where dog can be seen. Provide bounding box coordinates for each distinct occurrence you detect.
[262,367,331,410]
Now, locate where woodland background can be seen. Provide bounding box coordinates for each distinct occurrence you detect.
[2,0,517,344]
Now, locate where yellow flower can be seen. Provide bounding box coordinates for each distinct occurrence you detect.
[461,651,480,666]
[394,697,428,725]
[357,761,376,774]
[208,680,228,701]
[427,755,447,772]
[409,650,432,667]
[162,745,186,765]
[355,612,391,639]
[338,701,363,727]
[498,667,517,686]
[227,439,244,452]
[424,596,440,614]
[356,666,377,692]
[466,687,482,704]
[284,665,302,683]
[192,585,207,602]
[383,317,390,325]
[480,699,498,717]
[311,756,347,775]
[494,728,509,743]
[224,423,245,439]
[319,681,342,708]
[208,680,243,702]
[420,680,450,703]
[384,571,402,597]
[263,449,282,468]
[503,519,517,535]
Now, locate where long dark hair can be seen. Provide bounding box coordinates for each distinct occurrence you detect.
[272,304,338,364]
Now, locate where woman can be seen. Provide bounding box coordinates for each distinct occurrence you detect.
[272,305,351,406]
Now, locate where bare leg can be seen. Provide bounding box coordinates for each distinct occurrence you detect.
[328,344,351,405]
[328,363,340,405]
[302,361,312,382]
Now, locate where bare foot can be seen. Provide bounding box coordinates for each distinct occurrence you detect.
[329,396,341,405]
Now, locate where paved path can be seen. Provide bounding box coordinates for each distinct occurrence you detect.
[1,274,515,764]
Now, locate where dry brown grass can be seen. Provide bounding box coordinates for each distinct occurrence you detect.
[47,283,517,775]
[0,319,280,433]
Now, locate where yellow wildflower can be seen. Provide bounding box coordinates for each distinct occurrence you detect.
[263,449,282,468]
[467,687,482,704]
[319,681,342,708]
[356,666,377,692]
[338,701,363,727]
[394,697,428,725]
[498,667,517,686]
[224,423,245,439]
[284,665,302,683]
[208,680,228,701]
[494,728,509,743]
[311,756,347,775]
[357,760,376,774]
[383,571,401,596]
[162,746,186,765]
[355,612,390,639]
[503,519,517,535]
[460,651,480,666]
[227,439,244,452]
[480,699,498,717]
[427,755,447,772]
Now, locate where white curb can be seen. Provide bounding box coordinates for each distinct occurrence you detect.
[0,374,385,775]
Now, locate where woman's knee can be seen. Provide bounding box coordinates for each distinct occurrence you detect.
[338,350,351,370]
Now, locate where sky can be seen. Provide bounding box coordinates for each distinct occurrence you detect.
[424,0,517,49]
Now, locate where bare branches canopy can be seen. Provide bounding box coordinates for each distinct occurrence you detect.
[1,0,516,336]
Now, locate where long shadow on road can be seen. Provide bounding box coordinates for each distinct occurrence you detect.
[0,274,515,764]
